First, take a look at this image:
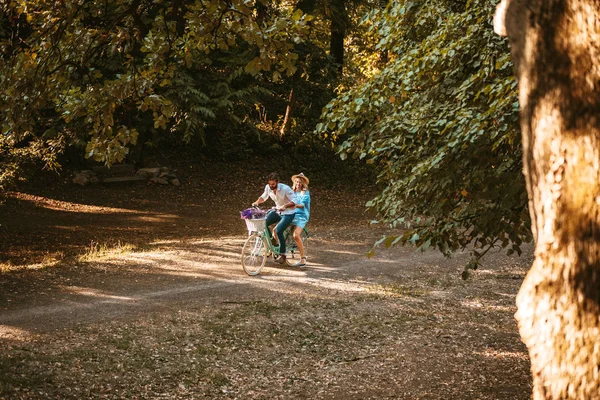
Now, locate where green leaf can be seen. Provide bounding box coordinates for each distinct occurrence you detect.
[316,0,530,261]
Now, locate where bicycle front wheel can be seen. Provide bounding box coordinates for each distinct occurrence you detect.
[241,233,267,276]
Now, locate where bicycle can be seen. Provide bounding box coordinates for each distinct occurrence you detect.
[241,209,309,276]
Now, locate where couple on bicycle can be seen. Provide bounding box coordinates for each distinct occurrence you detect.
[251,172,310,267]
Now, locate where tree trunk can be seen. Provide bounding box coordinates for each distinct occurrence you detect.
[377,0,389,66]
[329,0,345,75]
[256,2,268,25]
[330,22,344,74]
[278,0,315,137]
[296,0,316,15]
[496,0,600,398]
[279,88,296,137]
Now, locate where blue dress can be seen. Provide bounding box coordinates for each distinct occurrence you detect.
[292,191,310,229]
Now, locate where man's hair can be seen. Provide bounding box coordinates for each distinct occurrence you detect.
[267,172,279,182]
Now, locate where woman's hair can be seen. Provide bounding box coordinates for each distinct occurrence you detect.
[293,180,308,191]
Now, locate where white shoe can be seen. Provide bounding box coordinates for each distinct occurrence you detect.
[291,259,306,267]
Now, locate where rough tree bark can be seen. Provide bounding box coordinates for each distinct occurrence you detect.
[495,0,600,398]
[329,0,346,75]
[377,0,389,66]
[279,88,296,137]
[279,0,316,137]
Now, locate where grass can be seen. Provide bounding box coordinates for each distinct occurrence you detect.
[426,275,461,289]
[0,252,64,273]
[210,373,231,388]
[0,297,376,397]
[0,351,55,393]
[0,271,531,399]
[78,241,144,262]
[0,241,147,273]
[0,240,155,273]
[0,261,16,273]
[378,282,432,297]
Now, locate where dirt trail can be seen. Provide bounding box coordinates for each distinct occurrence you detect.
[0,166,533,399]
[0,164,379,335]
[0,229,453,334]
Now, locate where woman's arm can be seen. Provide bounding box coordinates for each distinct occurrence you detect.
[295,193,309,209]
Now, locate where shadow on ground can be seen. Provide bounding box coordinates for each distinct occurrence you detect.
[0,161,533,399]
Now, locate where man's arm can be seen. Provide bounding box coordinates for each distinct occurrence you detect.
[278,200,296,211]
[252,185,270,206]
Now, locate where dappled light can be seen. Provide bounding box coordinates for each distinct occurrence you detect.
[61,287,137,302]
[477,349,529,361]
[0,187,533,399]
[0,0,545,395]
[0,325,30,342]
[320,248,364,256]
[9,192,152,215]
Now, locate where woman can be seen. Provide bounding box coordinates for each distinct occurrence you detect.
[290,172,310,267]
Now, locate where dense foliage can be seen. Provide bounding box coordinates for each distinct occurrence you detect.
[318,0,531,272]
[2,0,531,269]
[0,0,314,187]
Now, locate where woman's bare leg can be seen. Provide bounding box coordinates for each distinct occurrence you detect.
[293,226,305,261]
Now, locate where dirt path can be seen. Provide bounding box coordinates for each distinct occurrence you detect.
[0,227,527,335]
[0,165,533,399]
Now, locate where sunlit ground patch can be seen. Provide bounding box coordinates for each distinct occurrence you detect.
[476,349,529,360]
[7,193,180,220]
[0,325,31,341]
[0,253,62,273]
[60,286,138,302]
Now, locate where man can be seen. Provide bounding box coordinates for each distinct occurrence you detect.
[252,172,296,264]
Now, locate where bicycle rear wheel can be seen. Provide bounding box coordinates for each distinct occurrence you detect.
[241,233,267,276]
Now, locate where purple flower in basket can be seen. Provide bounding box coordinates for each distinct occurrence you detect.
[240,209,253,219]
[240,208,266,219]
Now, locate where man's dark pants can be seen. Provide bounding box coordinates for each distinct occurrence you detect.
[265,210,295,254]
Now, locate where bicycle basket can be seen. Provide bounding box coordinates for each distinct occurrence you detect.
[244,218,266,234]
